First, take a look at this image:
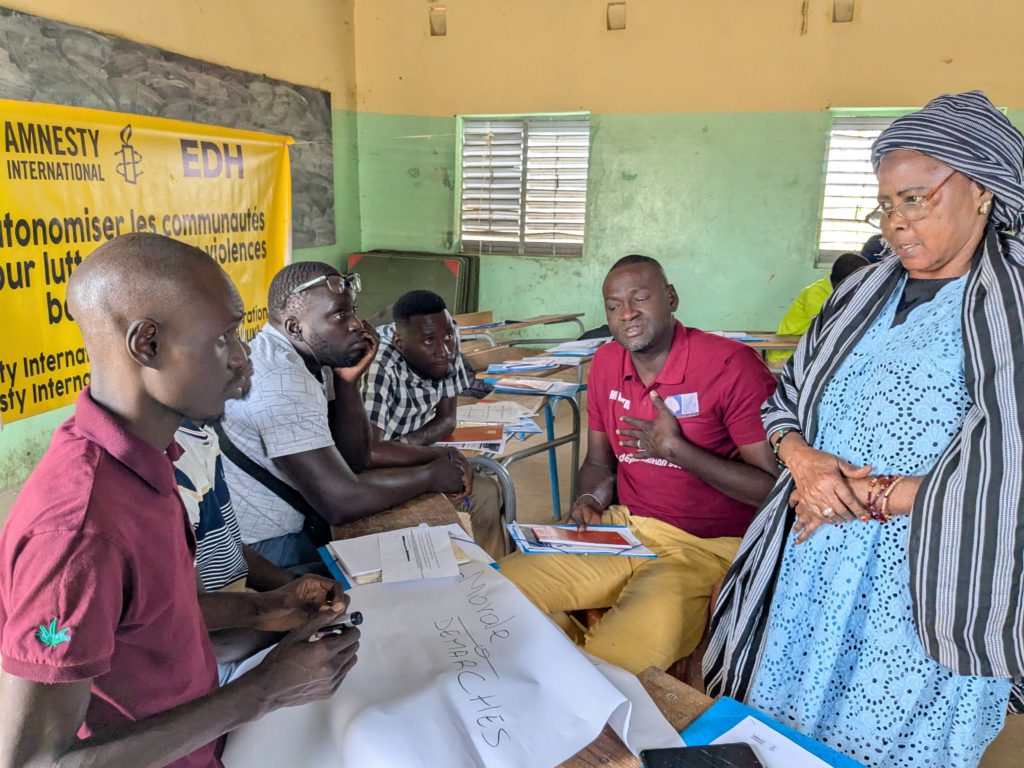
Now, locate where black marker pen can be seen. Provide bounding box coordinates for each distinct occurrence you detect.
[310,611,363,641]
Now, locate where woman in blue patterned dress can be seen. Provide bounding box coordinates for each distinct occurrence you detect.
[704,91,1024,768]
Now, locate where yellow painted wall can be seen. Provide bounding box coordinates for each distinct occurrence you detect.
[2,0,355,108]
[355,0,1024,115]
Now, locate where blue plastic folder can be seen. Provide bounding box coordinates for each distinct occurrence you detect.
[680,697,865,767]
[318,546,352,589]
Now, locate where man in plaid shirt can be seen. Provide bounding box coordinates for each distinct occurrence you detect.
[363,290,505,559]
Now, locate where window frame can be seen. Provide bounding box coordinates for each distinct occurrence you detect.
[455,112,591,258]
[813,108,911,266]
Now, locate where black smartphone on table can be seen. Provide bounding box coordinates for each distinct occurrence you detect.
[640,743,766,768]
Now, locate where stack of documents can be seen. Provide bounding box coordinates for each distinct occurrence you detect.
[518,354,587,368]
[490,377,580,396]
[447,400,545,453]
[710,331,763,342]
[436,424,507,455]
[321,524,494,586]
[546,337,612,356]
[508,523,656,558]
[457,400,536,424]
[485,360,560,374]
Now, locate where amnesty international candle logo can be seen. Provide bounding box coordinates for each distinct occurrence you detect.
[0,98,293,423]
[114,124,143,184]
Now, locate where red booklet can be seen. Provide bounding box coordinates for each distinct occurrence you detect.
[439,424,504,443]
[531,525,632,549]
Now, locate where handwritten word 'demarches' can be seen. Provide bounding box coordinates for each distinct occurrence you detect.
[433,566,517,750]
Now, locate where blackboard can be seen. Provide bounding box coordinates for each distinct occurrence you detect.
[0,7,334,248]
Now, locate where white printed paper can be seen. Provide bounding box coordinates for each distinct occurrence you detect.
[327,534,383,579]
[713,716,830,768]
[520,355,586,367]
[457,401,533,424]
[379,526,459,583]
[546,337,611,352]
[223,565,647,768]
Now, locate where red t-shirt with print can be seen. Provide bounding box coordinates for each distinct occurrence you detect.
[587,321,777,538]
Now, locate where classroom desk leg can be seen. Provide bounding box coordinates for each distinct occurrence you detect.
[544,401,561,520]
[498,394,581,524]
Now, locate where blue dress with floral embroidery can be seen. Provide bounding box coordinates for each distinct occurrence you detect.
[748,274,1011,768]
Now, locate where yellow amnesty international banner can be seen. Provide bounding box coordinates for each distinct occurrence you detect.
[0,99,292,423]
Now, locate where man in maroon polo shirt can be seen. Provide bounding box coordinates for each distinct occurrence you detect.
[501,255,779,675]
[0,234,359,768]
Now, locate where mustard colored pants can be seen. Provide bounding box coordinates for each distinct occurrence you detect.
[500,506,740,674]
[466,470,506,561]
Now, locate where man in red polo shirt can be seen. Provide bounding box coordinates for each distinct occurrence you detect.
[501,255,778,674]
[0,234,359,768]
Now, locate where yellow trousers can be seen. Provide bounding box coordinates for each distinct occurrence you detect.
[467,470,506,561]
[500,506,740,674]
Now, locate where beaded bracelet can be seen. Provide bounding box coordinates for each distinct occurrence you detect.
[771,427,801,469]
[865,475,904,523]
[878,475,905,522]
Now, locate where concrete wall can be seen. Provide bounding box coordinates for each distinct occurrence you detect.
[351,0,1024,332]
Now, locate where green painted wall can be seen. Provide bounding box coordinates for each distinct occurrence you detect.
[481,111,833,332]
[0,107,361,491]
[356,111,833,332]
[356,109,1024,334]
[357,113,458,254]
[293,109,362,265]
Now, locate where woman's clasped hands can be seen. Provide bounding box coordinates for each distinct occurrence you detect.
[784,439,872,544]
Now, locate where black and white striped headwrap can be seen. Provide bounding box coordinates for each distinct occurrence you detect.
[706,91,1024,713]
[872,90,1024,234]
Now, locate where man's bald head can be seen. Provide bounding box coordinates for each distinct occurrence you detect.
[68,233,229,362]
[68,233,250,425]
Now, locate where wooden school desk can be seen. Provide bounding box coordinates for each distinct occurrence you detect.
[455,310,586,348]
[710,331,801,359]
[329,492,471,542]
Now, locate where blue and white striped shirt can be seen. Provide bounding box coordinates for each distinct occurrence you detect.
[174,421,248,592]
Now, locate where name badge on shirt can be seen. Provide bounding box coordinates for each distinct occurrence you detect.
[663,392,699,418]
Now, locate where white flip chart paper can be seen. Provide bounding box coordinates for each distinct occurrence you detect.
[223,564,661,768]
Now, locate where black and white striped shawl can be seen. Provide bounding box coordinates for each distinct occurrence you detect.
[704,227,1024,713]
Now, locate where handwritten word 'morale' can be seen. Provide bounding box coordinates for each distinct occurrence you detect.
[462,566,516,643]
[434,616,510,749]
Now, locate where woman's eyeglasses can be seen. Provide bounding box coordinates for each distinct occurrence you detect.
[864,171,958,229]
[290,272,362,296]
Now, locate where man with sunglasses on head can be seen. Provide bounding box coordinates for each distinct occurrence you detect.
[218,262,466,572]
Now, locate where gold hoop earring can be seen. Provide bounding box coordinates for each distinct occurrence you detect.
[979,200,993,216]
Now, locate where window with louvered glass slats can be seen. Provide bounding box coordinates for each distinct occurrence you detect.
[460,117,589,256]
[817,116,895,262]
